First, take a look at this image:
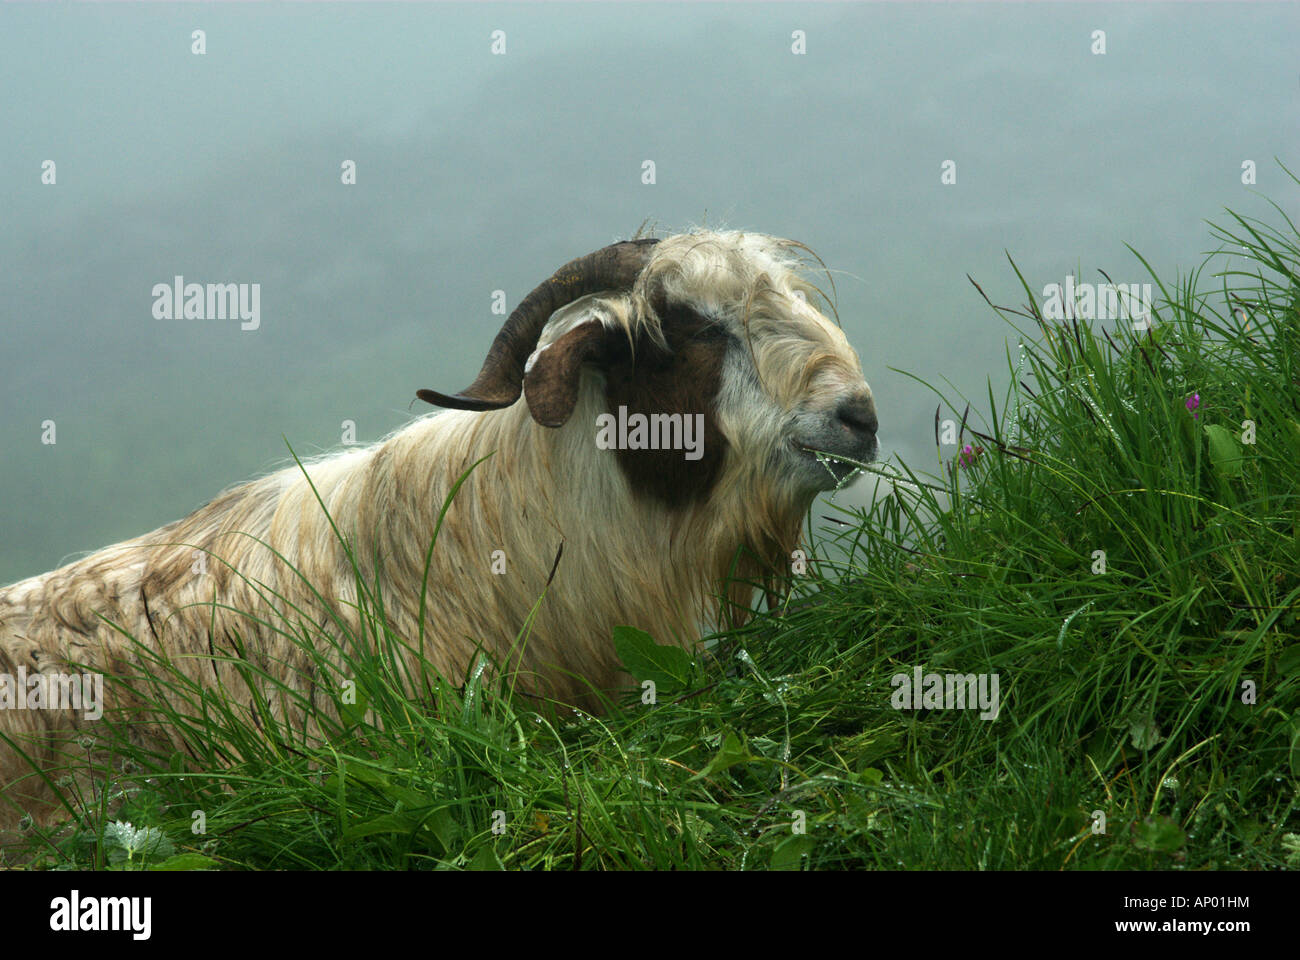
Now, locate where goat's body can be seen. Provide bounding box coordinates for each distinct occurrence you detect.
[1,228,875,837]
[0,383,791,830]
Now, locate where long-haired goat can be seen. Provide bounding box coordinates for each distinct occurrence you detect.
[0,229,878,832]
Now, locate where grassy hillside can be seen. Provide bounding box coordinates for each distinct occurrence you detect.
[7,191,1299,871]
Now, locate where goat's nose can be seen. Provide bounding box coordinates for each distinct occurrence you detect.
[836,395,878,438]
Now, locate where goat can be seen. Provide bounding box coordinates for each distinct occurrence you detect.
[0,229,879,833]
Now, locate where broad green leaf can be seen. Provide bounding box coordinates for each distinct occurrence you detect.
[343,812,418,840]
[467,845,505,871]
[325,765,427,809]
[1131,814,1185,853]
[612,624,693,692]
[342,806,459,855]
[1277,644,1300,679]
[771,833,816,871]
[693,729,759,780]
[422,807,461,853]
[339,687,371,727]
[1204,424,1244,477]
[103,821,174,864]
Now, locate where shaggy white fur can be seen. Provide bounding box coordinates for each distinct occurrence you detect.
[0,229,878,832]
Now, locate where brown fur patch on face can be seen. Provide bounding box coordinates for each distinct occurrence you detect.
[603,298,730,507]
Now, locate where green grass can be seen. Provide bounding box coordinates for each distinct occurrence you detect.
[6,189,1300,871]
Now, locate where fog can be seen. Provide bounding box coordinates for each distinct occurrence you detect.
[2,2,1296,583]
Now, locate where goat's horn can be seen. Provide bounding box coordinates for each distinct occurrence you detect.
[417,238,660,411]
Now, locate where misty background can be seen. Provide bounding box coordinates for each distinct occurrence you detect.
[1,2,1297,585]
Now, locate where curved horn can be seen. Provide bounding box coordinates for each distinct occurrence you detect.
[417,238,660,411]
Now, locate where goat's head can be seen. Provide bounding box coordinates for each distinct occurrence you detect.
[419,230,878,510]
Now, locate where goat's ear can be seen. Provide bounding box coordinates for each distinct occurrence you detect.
[522,320,619,428]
